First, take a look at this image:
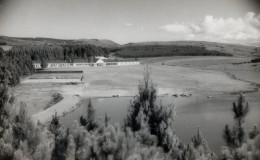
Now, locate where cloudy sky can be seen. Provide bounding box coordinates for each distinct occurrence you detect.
[0,0,259,45]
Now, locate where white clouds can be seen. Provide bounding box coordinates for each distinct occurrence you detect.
[159,23,201,34]
[124,22,145,31]
[159,12,260,43]
[125,23,133,27]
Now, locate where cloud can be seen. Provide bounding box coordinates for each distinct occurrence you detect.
[124,22,145,31]
[159,12,260,43]
[125,23,133,27]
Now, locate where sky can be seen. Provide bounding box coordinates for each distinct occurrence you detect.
[0,0,259,45]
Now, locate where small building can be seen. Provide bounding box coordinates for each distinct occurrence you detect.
[33,62,41,69]
[95,59,106,66]
[32,57,140,69]
[47,60,72,68]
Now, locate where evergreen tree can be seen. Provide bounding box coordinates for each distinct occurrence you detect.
[223,94,249,148]
[124,67,176,152]
[221,94,260,160]
[80,98,98,131]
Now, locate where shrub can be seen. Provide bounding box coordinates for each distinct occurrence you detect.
[40,59,48,69]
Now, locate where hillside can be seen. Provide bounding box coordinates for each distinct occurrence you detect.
[115,44,233,58]
[0,36,120,48]
[122,41,260,58]
[1,36,260,58]
[74,39,120,48]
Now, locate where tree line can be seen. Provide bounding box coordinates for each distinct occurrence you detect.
[0,48,35,86]
[10,44,109,62]
[0,43,110,85]
[115,45,233,58]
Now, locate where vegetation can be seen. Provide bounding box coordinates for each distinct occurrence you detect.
[221,94,260,159]
[0,67,259,159]
[251,58,260,63]
[9,44,109,62]
[115,45,233,58]
[40,60,48,69]
[0,48,35,86]
[0,85,54,160]
[44,93,64,110]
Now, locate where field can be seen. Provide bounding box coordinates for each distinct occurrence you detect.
[11,56,259,123]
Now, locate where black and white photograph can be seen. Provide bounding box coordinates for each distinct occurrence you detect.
[0,0,260,159]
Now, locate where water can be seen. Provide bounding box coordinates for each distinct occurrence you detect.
[60,94,260,154]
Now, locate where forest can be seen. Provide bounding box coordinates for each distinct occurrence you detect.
[11,45,109,62]
[0,66,259,160]
[0,43,110,85]
[114,45,233,58]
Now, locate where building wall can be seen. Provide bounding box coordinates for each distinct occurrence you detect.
[34,63,41,69]
[33,61,139,69]
[48,63,73,68]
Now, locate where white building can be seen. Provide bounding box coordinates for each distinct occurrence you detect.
[33,58,139,69]
[33,62,41,69]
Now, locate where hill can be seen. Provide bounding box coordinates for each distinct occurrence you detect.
[1,36,259,58]
[0,36,120,48]
[119,41,260,58]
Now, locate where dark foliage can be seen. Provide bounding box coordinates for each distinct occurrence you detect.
[0,85,9,138]
[249,125,259,139]
[40,59,48,69]
[79,99,98,131]
[0,47,35,86]
[251,58,260,63]
[45,93,64,110]
[49,112,61,136]
[124,67,174,152]
[191,128,204,148]
[10,44,109,62]
[223,94,249,148]
[49,112,69,160]
[115,45,232,58]
[51,130,69,160]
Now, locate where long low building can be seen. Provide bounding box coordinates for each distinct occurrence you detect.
[33,58,140,69]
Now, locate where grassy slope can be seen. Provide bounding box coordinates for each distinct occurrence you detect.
[119,41,260,58]
[0,36,120,48]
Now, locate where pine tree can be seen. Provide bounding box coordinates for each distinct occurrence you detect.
[79,98,98,131]
[221,94,258,160]
[124,67,176,152]
[223,94,249,148]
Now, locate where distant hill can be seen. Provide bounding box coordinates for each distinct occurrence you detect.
[0,36,120,49]
[121,41,260,58]
[1,36,259,58]
[75,39,120,48]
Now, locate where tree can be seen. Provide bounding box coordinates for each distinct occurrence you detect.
[223,94,249,148]
[40,59,48,69]
[0,85,9,138]
[79,98,98,131]
[124,67,176,152]
[221,94,260,160]
[49,112,69,160]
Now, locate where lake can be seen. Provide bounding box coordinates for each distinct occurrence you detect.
[60,93,260,154]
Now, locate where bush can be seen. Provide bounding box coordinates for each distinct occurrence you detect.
[44,93,63,110]
[40,60,48,69]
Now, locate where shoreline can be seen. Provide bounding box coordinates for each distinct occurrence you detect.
[27,58,259,124]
